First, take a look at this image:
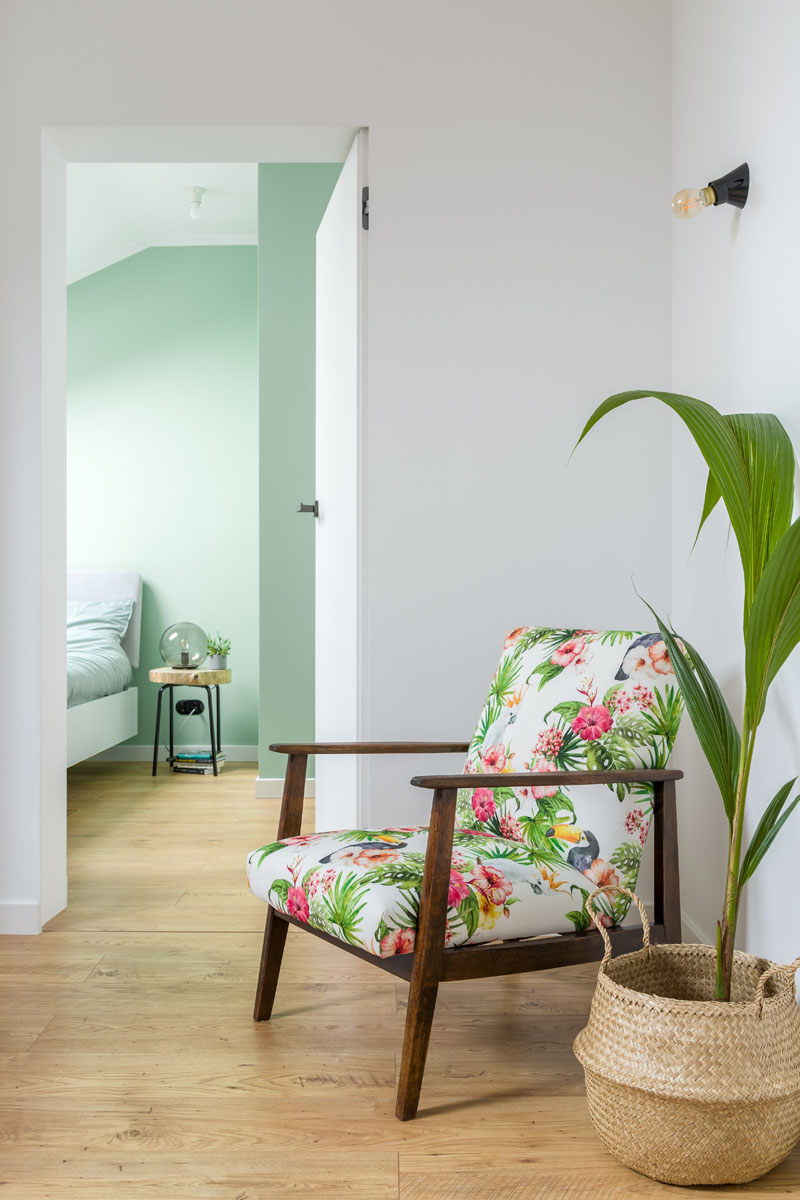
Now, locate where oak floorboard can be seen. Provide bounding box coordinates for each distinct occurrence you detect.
[0,762,796,1198]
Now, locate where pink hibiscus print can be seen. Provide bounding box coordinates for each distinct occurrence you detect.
[381,927,415,956]
[471,788,496,822]
[286,885,309,922]
[551,637,586,668]
[482,744,507,772]
[572,705,613,741]
[469,862,513,906]
[448,869,471,907]
[499,813,524,842]
[530,756,559,798]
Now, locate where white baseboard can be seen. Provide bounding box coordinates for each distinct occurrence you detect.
[681,909,712,946]
[0,903,41,935]
[89,744,259,763]
[255,777,316,799]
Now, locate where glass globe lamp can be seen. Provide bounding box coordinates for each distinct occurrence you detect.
[159,622,208,669]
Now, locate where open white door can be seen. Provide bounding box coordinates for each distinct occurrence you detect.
[315,130,368,830]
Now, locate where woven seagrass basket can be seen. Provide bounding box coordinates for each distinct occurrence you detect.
[574,888,800,1186]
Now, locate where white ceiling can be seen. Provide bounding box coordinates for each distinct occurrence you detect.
[66,162,258,283]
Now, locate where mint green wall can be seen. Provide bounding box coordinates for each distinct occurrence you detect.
[258,164,341,777]
[67,246,259,751]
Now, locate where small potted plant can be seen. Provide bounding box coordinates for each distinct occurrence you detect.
[207,633,231,671]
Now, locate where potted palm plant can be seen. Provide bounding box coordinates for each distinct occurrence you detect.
[572,390,800,1186]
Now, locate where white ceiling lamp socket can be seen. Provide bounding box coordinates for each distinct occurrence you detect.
[188,186,205,221]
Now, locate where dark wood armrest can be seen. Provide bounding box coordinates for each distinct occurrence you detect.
[270,741,470,755]
[410,768,683,790]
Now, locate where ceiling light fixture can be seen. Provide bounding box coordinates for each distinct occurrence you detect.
[188,186,205,221]
[672,162,749,221]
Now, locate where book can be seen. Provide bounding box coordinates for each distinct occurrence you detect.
[174,752,226,764]
[172,762,225,775]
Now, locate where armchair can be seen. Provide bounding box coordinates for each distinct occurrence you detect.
[247,628,684,1120]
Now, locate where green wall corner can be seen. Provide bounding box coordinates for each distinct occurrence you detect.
[67,246,259,751]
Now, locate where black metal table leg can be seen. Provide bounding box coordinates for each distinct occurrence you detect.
[169,685,174,767]
[152,685,166,776]
[215,684,221,750]
[204,685,218,775]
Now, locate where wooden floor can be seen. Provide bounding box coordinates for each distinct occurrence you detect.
[1,763,798,1198]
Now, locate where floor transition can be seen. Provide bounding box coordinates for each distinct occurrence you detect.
[0,762,797,1198]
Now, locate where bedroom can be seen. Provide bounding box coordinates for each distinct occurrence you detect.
[65,159,344,780]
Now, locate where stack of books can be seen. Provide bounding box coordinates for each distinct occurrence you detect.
[172,751,226,775]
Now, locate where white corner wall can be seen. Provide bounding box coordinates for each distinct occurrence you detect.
[672,0,800,960]
[0,0,672,930]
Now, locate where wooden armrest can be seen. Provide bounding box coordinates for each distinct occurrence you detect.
[270,741,470,755]
[410,768,683,790]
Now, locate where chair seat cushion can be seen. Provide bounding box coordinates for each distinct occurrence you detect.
[247,823,626,957]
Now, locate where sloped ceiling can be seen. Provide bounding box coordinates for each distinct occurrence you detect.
[67,162,257,283]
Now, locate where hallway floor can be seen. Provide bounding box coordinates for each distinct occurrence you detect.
[0,761,797,1197]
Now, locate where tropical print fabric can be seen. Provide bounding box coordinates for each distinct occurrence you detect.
[247,628,683,956]
[460,627,683,930]
[247,825,585,957]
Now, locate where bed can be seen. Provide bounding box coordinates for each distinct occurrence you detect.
[66,569,143,767]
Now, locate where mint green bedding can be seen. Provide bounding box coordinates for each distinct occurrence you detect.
[67,599,134,708]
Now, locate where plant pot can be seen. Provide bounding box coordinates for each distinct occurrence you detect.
[208,655,227,670]
[573,888,800,1186]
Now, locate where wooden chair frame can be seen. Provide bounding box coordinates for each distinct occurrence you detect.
[253,742,682,1121]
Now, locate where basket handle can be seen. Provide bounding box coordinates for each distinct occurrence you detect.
[586,885,651,967]
[754,955,800,1016]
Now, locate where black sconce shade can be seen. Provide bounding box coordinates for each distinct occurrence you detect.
[709,162,749,209]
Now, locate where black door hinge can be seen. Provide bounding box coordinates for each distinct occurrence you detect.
[362,186,369,231]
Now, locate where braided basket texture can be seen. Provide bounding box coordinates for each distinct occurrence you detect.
[573,890,800,1185]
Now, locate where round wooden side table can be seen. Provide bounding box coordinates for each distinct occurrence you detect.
[149,668,232,776]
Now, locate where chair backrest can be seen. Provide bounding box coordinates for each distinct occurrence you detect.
[459,627,683,928]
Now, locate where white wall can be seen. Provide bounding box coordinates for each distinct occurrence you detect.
[0,1,672,929]
[672,0,800,960]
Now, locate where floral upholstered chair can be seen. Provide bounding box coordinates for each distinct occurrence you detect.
[248,627,684,1119]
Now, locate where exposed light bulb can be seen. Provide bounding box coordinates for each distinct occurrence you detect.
[672,185,716,220]
[187,186,205,221]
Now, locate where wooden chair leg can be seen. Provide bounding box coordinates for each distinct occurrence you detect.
[653,778,682,943]
[396,957,441,1119]
[253,752,307,1022]
[253,906,289,1021]
[395,786,456,1120]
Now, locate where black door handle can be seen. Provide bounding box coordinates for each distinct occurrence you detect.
[297,501,319,517]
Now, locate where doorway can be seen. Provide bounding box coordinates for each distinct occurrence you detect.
[42,126,368,929]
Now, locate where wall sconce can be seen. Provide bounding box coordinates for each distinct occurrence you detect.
[672,162,749,220]
[188,186,205,221]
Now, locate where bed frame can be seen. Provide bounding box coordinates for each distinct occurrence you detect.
[66,569,143,767]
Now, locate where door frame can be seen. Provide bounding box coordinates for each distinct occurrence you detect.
[38,124,366,930]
